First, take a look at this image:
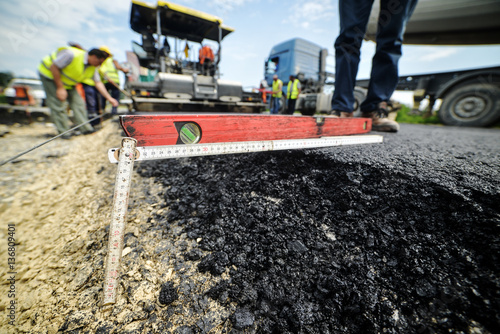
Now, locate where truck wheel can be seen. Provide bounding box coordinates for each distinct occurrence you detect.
[352,87,367,117]
[439,84,500,127]
[278,96,286,114]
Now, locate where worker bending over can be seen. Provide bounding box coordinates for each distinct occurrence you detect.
[38,46,118,138]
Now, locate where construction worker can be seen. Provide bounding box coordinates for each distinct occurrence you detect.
[98,46,129,115]
[286,75,301,115]
[38,46,118,138]
[199,44,215,75]
[270,74,283,114]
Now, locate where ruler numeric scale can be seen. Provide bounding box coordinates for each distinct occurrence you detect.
[102,114,383,307]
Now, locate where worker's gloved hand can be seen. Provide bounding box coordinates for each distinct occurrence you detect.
[56,87,67,101]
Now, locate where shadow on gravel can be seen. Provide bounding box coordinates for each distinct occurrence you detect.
[138,149,499,333]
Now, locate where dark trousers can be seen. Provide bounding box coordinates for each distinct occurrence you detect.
[40,75,93,134]
[331,0,418,113]
[286,98,297,115]
[82,83,101,126]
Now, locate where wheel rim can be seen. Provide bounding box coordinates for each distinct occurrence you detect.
[452,94,490,120]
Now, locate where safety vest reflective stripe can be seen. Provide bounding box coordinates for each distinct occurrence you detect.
[272,79,282,98]
[287,80,299,99]
[100,57,120,84]
[38,47,96,89]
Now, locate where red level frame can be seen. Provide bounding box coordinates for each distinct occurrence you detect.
[120,114,372,147]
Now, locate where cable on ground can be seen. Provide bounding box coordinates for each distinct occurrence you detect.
[0,113,111,167]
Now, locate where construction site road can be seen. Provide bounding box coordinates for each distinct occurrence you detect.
[0,119,498,333]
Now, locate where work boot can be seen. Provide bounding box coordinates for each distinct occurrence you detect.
[361,103,400,132]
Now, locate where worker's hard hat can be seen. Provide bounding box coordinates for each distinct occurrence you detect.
[99,45,112,57]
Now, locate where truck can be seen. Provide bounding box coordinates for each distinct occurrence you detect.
[356,66,500,127]
[263,38,370,116]
[125,0,264,113]
[264,0,500,126]
[362,0,500,127]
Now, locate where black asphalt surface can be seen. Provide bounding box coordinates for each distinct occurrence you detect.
[133,123,500,333]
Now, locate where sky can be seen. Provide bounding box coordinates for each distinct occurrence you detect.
[1,0,499,105]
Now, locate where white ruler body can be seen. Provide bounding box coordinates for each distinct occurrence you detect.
[103,138,137,306]
[107,135,383,163]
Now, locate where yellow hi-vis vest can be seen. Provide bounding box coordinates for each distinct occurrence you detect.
[81,77,96,86]
[99,57,120,85]
[38,47,96,89]
[272,79,283,98]
[287,79,299,99]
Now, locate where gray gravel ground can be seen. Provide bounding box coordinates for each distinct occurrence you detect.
[4,120,498,333]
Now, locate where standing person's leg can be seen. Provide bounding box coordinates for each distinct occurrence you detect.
[331,0,375,113]
[360,0,418,112]
[99,87,107,116]
[82,84,100,126]
[67,88,94,134]
[287,98,297,115]
[270,97,277,114]
[108,83,120,114]
[39,75,70,136]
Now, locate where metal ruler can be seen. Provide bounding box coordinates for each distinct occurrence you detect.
[102,134,382,306]
[102,138,137,307]
[107,135,383,163]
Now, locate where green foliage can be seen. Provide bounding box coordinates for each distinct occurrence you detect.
[0,72,14,88]
[395,105,441,125]
[0,94,7,104]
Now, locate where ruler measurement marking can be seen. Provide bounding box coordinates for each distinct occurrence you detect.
[103,138,137,307]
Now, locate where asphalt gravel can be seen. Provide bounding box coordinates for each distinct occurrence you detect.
[133,123,500,333]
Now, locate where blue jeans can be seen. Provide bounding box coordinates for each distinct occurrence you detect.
[270,96,281,114]
[331,0,418,113]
